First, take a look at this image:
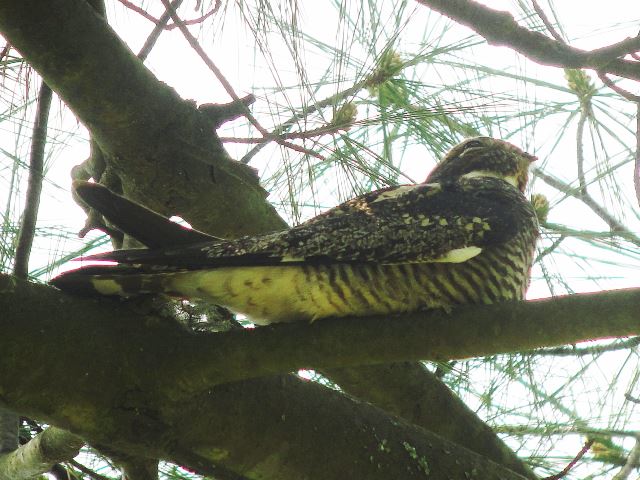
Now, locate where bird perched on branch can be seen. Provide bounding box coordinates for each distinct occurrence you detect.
[51,137,539,325]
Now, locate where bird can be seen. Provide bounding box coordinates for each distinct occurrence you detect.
[51,137,540,325]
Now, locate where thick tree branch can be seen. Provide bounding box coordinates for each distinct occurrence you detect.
[1,274,638,398]
[161,287,640,394]
[415,0,640,81]
[0,276,539,480]
[0,427,82,480]
[324,363,536,479]
[1,278,637,479]
[119,457,158,480]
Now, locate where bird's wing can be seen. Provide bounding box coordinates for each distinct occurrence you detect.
[72,177,536,271]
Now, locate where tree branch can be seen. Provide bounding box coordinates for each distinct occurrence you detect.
[415,0,640,81]
[323,363,536,479]
[0,427,82,480]
[136,0,184,62]
[612,435,640,480]
[0,411,17,454]
[0,273,542,479]
[160,287,640,394]
[119,457,158,480]
[1,275,637,479]
[13,81,52,279]
[533,167,640,246]
[1,274,638,398]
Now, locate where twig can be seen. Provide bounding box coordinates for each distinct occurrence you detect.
[576,107,588,196]
[624,393,640,404]
[13,81,52,279]
[116,0,220,30]
[160,0,265,134]
[240,82,366,164]
[115,0,158,23]
[495,424,640,439]
[597,72,640,102]
[533,167,640,246]
[160,0,326,161]
[220,122,350,144]
[137,0,184,61]
[534,234,565,264]
[68,459,114,480]
[612,435,640,480]
[531,0,565,44]
[163,2,219,30]
[0,43,9,62]
[542,439,593,480]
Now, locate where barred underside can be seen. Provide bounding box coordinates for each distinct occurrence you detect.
[83,230,534,325]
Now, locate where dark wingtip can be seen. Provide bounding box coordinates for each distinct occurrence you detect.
[50,268,101,296]
[50,265,140,296]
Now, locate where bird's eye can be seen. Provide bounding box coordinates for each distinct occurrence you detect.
[463,139,483,150]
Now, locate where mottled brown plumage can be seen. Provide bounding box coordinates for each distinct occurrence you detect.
[51,137,539,324]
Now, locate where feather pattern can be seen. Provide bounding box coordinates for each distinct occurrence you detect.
[51,136,541,324]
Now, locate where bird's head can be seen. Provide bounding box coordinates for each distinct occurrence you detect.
[425,137,536,193]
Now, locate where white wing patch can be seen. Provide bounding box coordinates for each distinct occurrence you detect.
[371,185,422,203]
[432,246,482,263]
[281,254,305,262]
[461,170,518,188]
[91,278,125,296]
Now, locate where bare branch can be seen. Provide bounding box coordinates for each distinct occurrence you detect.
[597,72,640,102]
[13,81,52,279]
[137,0,184,61]
[531,0,565,44]
[116,0,220,30]
[543,440,593,480]
[576,106,588,196]
[415,0,640,81]
[68,459,119,480]
[533,167,640,246]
